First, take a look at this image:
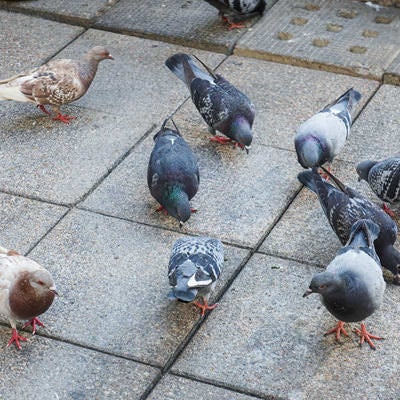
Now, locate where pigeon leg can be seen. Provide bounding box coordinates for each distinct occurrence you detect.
[37,104,51,115]
[210,135,232,145]
[382,204,396,219]
[193,297,218,317]
[221,15,245,30]
[22,317,45,335]
[156,205,169,215]
[7,328,28,350]
[53,113,77,124]
[190,208,197,213]
[324,320,349,341]
[354,323,383,350]
[319,165,332,181]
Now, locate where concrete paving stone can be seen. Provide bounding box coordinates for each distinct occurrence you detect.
[50,29,225,116]
[27,209,248,366]
[0,0,117,26]
[0,192,67,253]
[259,160,400,274]
[0,105,148,205]
[340,84,400,163]
[0,10,84,77]
[94,0,278,53]
[214,55,378,150]
[173,253,400,400]
[147,374,261,400]
[81,111,302,247]
[0,331,159,400]
[385,53,400,84]
[235,0,400,79]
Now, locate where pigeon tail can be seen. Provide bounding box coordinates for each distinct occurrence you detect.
[165,53,214,87]
[346,219,380,250]
[0,85,32,103]
[322,88,361,114]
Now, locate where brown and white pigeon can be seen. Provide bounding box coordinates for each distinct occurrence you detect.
[0,46,113,123]
[0,246,57,349]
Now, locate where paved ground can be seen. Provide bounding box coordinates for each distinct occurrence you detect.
[0,1,399,399]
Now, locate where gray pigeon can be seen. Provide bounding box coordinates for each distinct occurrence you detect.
[203,0,266,29]
[303,219,385,349]
[298,167,400,283]
[168,236,223,316]
[147,119,199,227]
[295,88,361,169]
[165,53,255,152]
[0,46,113,123]
[356,157,400,218]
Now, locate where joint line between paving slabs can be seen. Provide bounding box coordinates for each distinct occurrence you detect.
[141,185,303,400]
[0,188,70,208]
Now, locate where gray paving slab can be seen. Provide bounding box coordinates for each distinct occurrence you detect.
[81,116,302,247]
[51,29,225,116]
[236,0,400,79]
[0,10,84,77]
[0,105,146,205]
[0,0,116,26]
[340,84,400,163]
[385,53,400,84]
[94,0,277,54]
[0,192,67,254]
[214,55,378,151]
[27,209,248,366]
[148,374,260,400]
[0,331,159,400]
[173,253,400,400]
[260,160,400,276]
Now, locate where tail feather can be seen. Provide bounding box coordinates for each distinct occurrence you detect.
[165,53,214,87]
[322,88,361,113]
[0,84,31,102]
[346,219,380,249]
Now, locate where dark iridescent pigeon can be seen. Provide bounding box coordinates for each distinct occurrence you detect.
[165,53,255,152]
[295,88,361,169]
[356,157,400,218]
[168,236,223,316]
[147,119,199,227]
[298,167,400,283]
[203,0,266,29]
[304,219,385,349]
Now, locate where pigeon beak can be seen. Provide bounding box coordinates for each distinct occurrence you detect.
[302,288,313,298]
[179,221,184,229]
[108,54,114,60]
[50,286,59,296]
[244,145,251,154]
[357,176,362,182]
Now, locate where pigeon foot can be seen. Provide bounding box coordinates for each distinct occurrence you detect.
[382,204,396,219]
[156,205,169,215]
[324,320,349,341]
[53,113,76,124]
[22,317,45,335]
[319,166,332,181]
[193,298,218,317]
[354,323,383,350]
[221,15,245,30]
[7,328,28,350]
[210,135,232,145]
[37,104,51,115]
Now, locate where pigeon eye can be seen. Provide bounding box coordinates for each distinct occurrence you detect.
[37,280,44,285]
[319,284,326,290]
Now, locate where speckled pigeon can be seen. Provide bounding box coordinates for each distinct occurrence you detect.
[298,167,400,283]
[304,219,385,349]
[0,246,58,350]
[356,157,400,218]
[203,0,266,29]
[147,119,199,227]
[165,53,255,152]
[295,88,361,169]
[168,236,223,316]
[0,46,113,123]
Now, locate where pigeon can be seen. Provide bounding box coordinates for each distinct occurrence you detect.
[147,119,200,227]
[0,46,113,123]
[295,88,361,170]
[298,167,400,283]
[0,246,58,349]
[168,236,223,316]
[165,53,255,152]
[356,157,400,218]
[303,219,385,349]
[203,0,266,29]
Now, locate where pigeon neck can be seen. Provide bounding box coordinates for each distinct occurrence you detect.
[163,186,190,222]
[9,272,55,320]
[78,58,100,88]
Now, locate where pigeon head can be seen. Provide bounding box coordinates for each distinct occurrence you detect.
[87,46,114,62]
[295,136,325,168]
[163,187,191,226]
[356,160,377,182]
[9,270,57,320]
[230,117,253,152]
[303,271,342,298]
[380,246,400,284]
